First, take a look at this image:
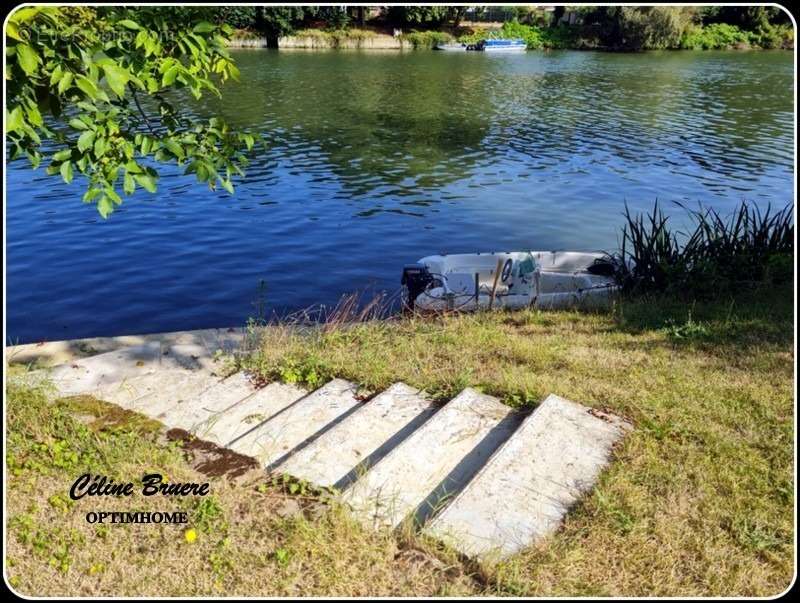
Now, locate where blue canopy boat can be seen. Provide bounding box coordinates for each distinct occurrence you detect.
[479,38,527,52]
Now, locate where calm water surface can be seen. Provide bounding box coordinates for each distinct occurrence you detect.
[6,50,794,343]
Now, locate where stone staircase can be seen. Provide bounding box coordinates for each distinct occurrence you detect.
[14,331,631,561]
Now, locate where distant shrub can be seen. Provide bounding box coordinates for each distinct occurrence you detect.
[680,23,753,49]
[498,20,545,49]
[401,30,453,49]
[540,24,587,49]
[291,28,378,48]
[750,23,794,49]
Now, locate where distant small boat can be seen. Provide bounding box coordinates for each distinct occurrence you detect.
[479,38,527,52]
[401,251,619,312]
[434,42,467,51]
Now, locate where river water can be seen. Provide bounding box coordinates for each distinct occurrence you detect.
[6,49,794,343]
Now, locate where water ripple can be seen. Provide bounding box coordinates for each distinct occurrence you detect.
[6,50,794,342]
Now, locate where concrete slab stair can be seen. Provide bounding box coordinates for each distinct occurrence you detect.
[22,334,631,562]
[340,387,521,529]
[192,381,308,447]
[275,382,437,490]
[228,378,363,469]
[424,394,632,559]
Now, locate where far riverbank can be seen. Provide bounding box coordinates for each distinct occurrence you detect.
[228,20,794,51]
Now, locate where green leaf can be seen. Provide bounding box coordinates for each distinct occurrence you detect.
[117,19,140,30]
[6,21,23,42]
[27,105,42,127]
[97,195,114,218]
[102,64,130,98]
[83,188,101,203]
[123,172,136,195]
[26,150,42,169]
[16,44,40,76]
[162,65,180,87]
[105,186,122,205]
[134,173,157,193]
[125,160,143,174]
[60,161,73,184]
[193,21,215,33]
[77,130,96,152]
[57,71,74,95]
[6,107,25,133]
[220,178,234,195]
[75,75,99,100]
[68,117,89,130]
[94,137,107,157]
[140,136,153,155]
[10,7,42,25]
[52,149,72,162]
[163,139,184,159]
[49,65,63,86]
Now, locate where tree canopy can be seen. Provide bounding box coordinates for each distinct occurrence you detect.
[6,6,254,217]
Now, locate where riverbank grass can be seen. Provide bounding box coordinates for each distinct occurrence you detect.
[5,282,793,596]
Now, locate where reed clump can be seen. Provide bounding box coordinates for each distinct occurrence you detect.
[618,201,793,297]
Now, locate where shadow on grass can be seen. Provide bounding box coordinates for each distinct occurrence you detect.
[610,282,793,350]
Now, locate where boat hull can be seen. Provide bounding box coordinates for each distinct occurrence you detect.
[482,46,527,53]
[406,250,618,312]
[434,43,467,51]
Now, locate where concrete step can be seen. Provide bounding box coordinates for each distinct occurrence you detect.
[47,342,166,395]
[93,368,216,409]
[99,371,224,422]
[424,394,631,560]
[191,382,308,447]
[341,387,521,529]
[8,327,248,369]
[276,382,438,490]
[229,378,361,469]
[159,372,258,431]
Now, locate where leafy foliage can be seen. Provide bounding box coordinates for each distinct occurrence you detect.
[254,6,307,40]
[680,23,753,50]
[387,6,452,27]
[6,6,256,217]
[210,6,257,30]
[458,6,793,52]
[385,6,469,28]
[585,6,695,51]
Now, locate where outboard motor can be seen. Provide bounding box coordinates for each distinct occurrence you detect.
[401,263,434,310]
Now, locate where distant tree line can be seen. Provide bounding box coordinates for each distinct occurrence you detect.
[571,6,792,50]
[211,6,793,51]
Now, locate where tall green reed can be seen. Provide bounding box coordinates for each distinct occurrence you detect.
[618,201,793,296]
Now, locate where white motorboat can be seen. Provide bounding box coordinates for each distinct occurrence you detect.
[434,42,468,51]
[401,251,619,312]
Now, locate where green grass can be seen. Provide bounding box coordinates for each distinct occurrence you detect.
[5,283,794,596]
